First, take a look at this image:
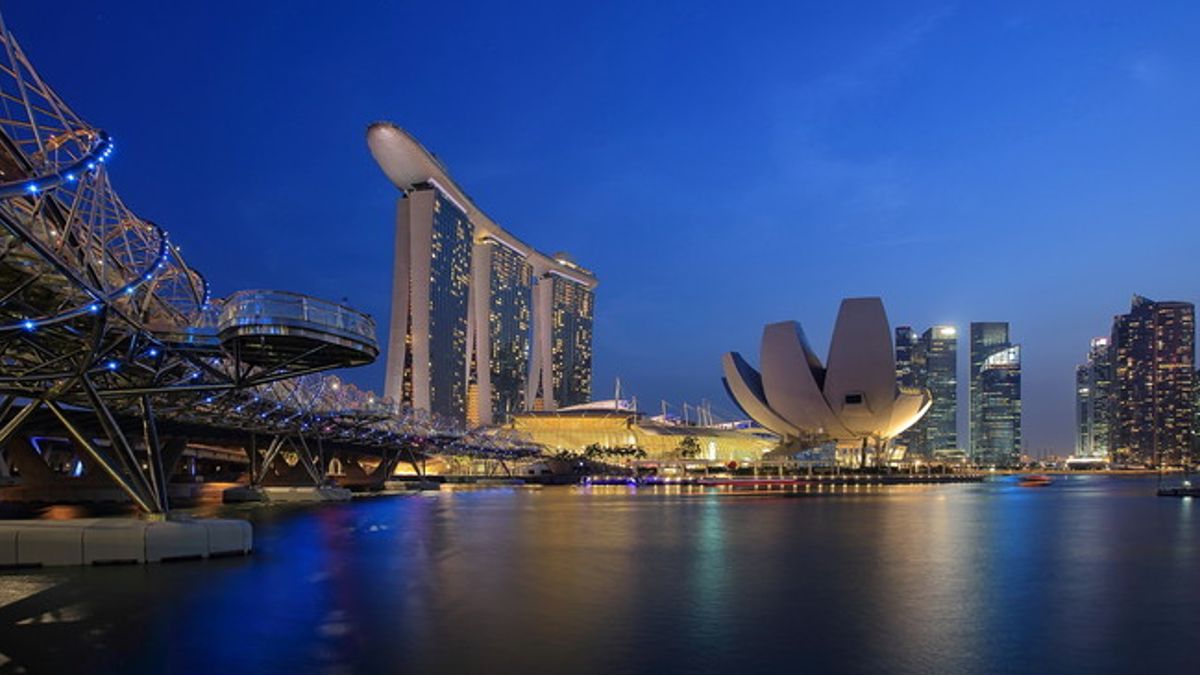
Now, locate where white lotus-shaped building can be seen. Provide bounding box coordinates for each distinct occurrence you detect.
[722,298,931,453]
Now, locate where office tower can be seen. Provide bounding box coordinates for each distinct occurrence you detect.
[923,326,959,454]
[894,325,958,458]
[970,322,1021,466]
[371,123,598,424]
[1111,295,1194,466]
[1075,364,1090,457]
[1074,337,1113,458]
[894,327,922,455]
[895,326,918,388]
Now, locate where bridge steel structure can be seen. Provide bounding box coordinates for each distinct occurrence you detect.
[0,14,537,515]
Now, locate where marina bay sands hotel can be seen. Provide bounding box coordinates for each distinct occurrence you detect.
[367,123,597,426]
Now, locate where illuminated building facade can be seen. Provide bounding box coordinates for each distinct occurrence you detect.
[722,298,931,468]
[1074,337,1113,459]
[895,326,918,388]
[384,185,473,420]
[369,123,598,424]
[925,326,959,455]
[477,238,532,424]
[970,322,1021,466]
[1111,296,1194,466]
[895,325,958,458]
[549,271,594,408]
[507,406,777,463]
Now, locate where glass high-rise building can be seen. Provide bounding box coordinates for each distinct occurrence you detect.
[970,322,1021,466]
[923,326,959,455]
[1074,337,1113,459]
[894,325,957,458]
[895,326,918,388]
[550,272,595,408]
[427,189,474,420]
[482,238,532,424]
[384,184,473,421]
[372,123,598,424]
[1111,295,1194,466]
[893,326,921,455]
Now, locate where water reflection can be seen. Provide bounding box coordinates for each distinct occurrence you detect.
[0,478,1197,674]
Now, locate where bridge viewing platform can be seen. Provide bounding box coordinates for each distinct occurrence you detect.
[0,11,541,564]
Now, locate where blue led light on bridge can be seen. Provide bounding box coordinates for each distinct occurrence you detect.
[22,319,35,331]
[105,360,119,371]
[147,348,159,357]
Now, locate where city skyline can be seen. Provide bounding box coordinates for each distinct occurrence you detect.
[8,2,1200,450]
[2,7,1199,675]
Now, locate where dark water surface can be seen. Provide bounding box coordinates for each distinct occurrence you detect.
[0,476,1197,674]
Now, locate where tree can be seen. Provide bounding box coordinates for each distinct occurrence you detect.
[677,435,702,459]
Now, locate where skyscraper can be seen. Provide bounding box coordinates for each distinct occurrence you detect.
[1074,337,1113,459]
[1111,295,1194,466]
[385,184,474,421]
[895,326,918,389]
[923,326,959,455]
[548,268,594,408]
[894,325,957,458]
[894,326,922,455]
[369,123,598,424]
[970,322,1021,466]
[472,236,532,425]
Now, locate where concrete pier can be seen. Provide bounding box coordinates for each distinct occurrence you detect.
[0,517,252,567]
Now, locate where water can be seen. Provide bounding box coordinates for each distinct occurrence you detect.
[0,476,1196,674]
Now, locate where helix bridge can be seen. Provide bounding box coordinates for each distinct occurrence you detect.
[0,15,537,515]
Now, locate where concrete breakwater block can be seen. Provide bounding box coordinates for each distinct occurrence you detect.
[223,485,352,503]
[17,520,90,566]
[0,526,17,566]
[85,519,149,564]
[265,486,353,502]
[200,519,253,557]
[223,485,267,503]
[0,518,253,567]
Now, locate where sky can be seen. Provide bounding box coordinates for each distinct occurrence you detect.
[6,1,1200,453]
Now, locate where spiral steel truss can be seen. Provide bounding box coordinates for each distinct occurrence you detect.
[0,17,539,513]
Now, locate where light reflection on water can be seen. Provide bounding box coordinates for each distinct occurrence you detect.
[0,477,1196,674]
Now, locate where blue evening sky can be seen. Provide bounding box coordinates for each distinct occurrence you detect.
[7,1,1199,452]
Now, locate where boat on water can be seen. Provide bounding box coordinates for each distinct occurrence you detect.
[1018,474,1054,487]
[1157,479,1200,498]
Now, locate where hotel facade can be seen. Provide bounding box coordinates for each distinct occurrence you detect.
[367,123,598,425]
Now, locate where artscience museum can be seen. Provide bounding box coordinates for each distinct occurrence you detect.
[722,298,931,466]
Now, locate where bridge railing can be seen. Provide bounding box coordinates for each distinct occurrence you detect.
[218,289,377,346]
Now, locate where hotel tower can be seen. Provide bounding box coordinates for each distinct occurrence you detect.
[367,123,597,425]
